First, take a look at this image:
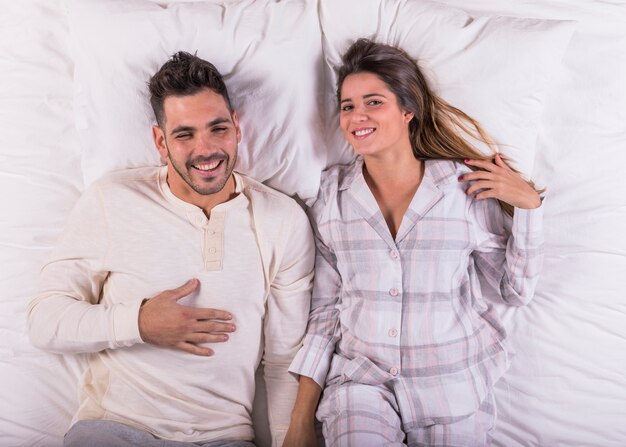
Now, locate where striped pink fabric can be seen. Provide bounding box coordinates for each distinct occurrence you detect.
[289,157,543,428]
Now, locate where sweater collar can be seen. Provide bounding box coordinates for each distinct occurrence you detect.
[157,165,247,227]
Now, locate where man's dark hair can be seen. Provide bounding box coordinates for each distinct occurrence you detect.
[148,51,232,127]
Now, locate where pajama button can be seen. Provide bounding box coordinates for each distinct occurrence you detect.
[388,328,398,337]
[390,367,398,376]
[389,288,399,296]
[390,250,398,259]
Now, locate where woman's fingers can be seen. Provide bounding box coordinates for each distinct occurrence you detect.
[463,157,499,172]
[465,180,496,196]
[493,153,512,170]
[459,171,496,183]
[464,154,511,171]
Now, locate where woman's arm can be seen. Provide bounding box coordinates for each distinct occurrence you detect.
[282,376,323,447]
[460,154,544,306]
[285,197,343,445]
[288,229,342,378]
[460,153,541,210]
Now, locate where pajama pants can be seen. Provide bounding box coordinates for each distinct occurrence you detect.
[316,382,496,447]
[64,420,256,447]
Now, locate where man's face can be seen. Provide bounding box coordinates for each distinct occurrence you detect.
[153,88,241,203]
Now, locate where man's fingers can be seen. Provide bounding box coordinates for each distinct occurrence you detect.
[192,320,236,334]
[191,308,233,321]
[184,332,231,344]
[168,278,199,301]
[175,341,214,357]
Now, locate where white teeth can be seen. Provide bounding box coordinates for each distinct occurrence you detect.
[195,160,221,171]
[354,128,374,137]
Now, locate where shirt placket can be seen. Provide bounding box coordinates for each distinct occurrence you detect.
[203,212,225,271]
[385,246,403,378]
[189,210,225,271]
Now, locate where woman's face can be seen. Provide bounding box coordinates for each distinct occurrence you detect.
[339,72,414,159]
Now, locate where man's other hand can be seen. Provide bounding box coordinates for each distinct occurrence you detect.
[138,279,235,356]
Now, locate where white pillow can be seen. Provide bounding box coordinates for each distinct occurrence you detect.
[319,0,576,176]
[67,0,325,200]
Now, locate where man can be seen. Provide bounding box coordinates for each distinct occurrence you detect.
[28,51,314,447]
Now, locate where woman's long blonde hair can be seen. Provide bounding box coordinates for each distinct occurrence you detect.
[337,39,537,216]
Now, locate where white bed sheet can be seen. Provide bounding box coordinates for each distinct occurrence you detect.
[1,1,624,446]
[0,1,85,445]
[438,1,626,445]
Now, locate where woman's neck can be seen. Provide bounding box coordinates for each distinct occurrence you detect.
[362,150,423,191]
[362,150,425,239]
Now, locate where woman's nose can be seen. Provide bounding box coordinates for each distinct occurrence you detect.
[351,106,368,121]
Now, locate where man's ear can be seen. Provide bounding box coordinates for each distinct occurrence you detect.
[232,110,242,143]
[152,124,168,162]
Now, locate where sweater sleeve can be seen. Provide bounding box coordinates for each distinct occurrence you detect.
[262,203,315,447]
[27,185,144,353]
[470,198,545,307]
[288,185,342,388]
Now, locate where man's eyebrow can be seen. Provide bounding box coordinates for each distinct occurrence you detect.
[207,117,232,127]
[170,125,195,135]
[340,93,387,104]
[170,117,232,135]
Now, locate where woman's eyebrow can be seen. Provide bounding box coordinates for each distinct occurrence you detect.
[341,92,387,103]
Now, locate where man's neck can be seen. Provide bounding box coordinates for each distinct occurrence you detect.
[169,173,238,218]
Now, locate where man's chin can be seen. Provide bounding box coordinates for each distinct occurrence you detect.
[191,175,231,196]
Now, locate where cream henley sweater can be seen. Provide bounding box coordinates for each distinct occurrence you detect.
[27,166,314,446]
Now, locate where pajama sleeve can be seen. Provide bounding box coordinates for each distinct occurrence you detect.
[288,187,343,388]
[470,198,544,307]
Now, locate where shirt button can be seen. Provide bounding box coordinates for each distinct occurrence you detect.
[390,367,399,376]
[389,288,399,297]
[208,247,217,254]
[390,250,399,259]
[388,328,398,337]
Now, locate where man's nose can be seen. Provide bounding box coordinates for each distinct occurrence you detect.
[196,134,215,152]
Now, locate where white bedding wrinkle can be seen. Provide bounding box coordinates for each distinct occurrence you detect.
[67,0,325,201]
[319,0,576,178]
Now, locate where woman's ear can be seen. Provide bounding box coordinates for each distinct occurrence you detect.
[403,110,415,124]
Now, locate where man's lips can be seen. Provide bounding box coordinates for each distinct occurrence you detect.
[189,157,226,175]
[193,160,221,171]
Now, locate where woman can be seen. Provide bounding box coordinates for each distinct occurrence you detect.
[284,39,543,446]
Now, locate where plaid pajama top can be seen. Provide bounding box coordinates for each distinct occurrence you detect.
[289,157,544,428]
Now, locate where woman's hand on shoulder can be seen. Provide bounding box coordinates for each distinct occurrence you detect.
[459,154,541,209]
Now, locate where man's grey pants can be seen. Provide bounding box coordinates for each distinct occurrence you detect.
[64,420,257,447]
